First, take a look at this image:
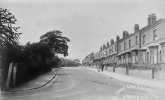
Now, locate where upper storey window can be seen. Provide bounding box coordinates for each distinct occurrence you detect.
[119,45,121,52]
[153,29,157,41]
[143,35,146,45]
[124,42,126,50]
[129,39,131,48]
[136,36,138,45]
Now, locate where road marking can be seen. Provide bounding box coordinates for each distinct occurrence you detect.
[51,90,88,99]
[52,69,76,93]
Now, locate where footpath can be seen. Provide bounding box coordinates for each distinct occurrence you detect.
[1,68,59,93]
[85,67,165,90]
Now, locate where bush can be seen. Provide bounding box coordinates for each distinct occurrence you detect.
[1,42,60,87]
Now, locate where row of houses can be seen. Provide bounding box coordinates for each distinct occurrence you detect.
[82,14,165,68]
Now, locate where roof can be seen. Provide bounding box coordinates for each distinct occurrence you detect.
[140,18,165,33]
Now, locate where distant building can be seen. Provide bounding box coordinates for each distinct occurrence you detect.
[82,52,94,66]
[83,13,165,68]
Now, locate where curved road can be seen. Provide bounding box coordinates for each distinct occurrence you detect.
[1,67,165,100]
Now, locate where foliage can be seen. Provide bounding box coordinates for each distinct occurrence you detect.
[0,8,70,87]
[22,42,57,69]
[0,8,21,47]
[40,30,70,57]
[1,41,61,86]
[0,8,22,88]
[59,58,81,67]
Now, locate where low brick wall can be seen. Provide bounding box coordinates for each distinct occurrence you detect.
[129,69,152,79]
[98,63,165,81]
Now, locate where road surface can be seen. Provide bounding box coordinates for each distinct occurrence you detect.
[1,67,165,100]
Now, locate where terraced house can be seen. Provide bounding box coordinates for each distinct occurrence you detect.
[84,14,165,69]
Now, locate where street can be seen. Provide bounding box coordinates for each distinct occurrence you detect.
[1,67,165,100]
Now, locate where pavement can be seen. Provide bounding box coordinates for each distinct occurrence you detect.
[1,67,165,100]
[85,67,165,90]
[1,68,59,92]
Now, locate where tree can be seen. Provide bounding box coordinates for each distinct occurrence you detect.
[0,8,21,47]
[59,58,81,67]
[40,30,70,57]
[73,59,81,66]
[23,42,54,68]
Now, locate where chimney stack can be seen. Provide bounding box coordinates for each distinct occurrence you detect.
[103,44,106,50]
[111,39,114,45]
[100,46,102,51]
[148,13,157,26]
[107,42,110,47]
[116,35,120,42]
[123,31,129,39]
[134,24,139,33]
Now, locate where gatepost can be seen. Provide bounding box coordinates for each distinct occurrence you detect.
[126,63,130,75]
[152,67,155,79]
[113,64,116,72]
[6,62,14,89]
[12,63,17,87]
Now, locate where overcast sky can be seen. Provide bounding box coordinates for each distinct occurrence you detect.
[1,0,165,61]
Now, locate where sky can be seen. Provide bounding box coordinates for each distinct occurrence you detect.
[1,0,165,61]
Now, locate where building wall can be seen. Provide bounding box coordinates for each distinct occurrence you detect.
[161,43,165,63]
[141,20,165,48]
[140,19,165,65]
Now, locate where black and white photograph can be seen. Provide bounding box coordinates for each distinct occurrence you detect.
[0,0,165,100]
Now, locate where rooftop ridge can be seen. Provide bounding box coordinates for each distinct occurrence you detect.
[140,18,165,33]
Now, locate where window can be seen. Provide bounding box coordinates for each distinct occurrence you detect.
[124,42,126,50]
[147,52,149,64]
[129,39,131,48]
[123,55,126,63]
[132,52,135,63]
[112,47,113,52]
[105,51,108,56]
[143,35,146,45]
[135,51,139,63]
[142,51,146,64]
[136,36,138,45]
[153,29,157,41]
[115,45,117,51]
[119,45,121,51]
[160,51,162,63]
